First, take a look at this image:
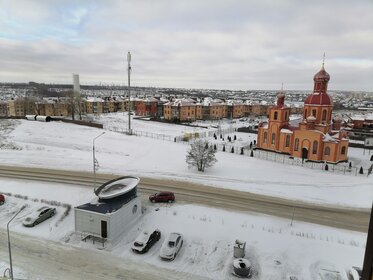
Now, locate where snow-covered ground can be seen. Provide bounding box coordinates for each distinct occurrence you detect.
[0,116,372,208]
[0,116,371,279]
[0,178,366,280]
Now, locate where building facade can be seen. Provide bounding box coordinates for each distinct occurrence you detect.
[257,65,349,164]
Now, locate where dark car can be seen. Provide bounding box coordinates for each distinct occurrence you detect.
[149,192,175,203]
[23,207,56,227]
[132,229,161,253]
[0,194,4,205]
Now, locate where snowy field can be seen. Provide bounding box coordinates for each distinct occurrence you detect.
[0,117,372,208]
[0,178,366,280]
[0,116,371,279]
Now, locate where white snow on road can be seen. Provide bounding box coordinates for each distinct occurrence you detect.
[0,178,366,280]
[0,117,372,208]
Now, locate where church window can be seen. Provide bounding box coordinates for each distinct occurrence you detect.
[285,112,288,120]
[263,132,267,143]
[322,110,327,121]
[312,141,318,154]
[325,147,330,156]
[312,109,316,117]
[271,133,275,144]
[341,146,346,154]
[294,138,299,151]
[274,111,278,120]
[285,135,290,147]
[304,109,308,118]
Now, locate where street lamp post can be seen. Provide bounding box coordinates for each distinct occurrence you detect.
[127,51,132,135]
[7,204,26,280]
[93,131,105,190]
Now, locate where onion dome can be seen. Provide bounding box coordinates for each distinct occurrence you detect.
[306,115,316,122]
[313,66,330,82]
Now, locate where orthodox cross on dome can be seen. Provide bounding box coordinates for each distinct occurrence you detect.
[322,52,326,69]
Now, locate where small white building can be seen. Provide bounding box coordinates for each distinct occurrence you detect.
[74,176,141,241]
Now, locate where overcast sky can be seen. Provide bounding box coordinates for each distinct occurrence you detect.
[0,0,372,91]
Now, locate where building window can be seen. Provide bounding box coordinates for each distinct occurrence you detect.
[312,141,318,154]
[271,133,275,144]
[285,135,290,147]
[304,109,308,118]
[263,132,267,144]
[341,146,346,154]
[312,109,316,117]
[285,112,288,120]
[274,111,278,120]
[294,138,299,151]
[322,110,327,121]
[325,147,330,156]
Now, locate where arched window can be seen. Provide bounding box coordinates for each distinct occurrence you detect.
[271,133,275,144]
[274,111,278,120]
[304,109,308,118]
[312,141,318,154]
[341,146,346,154]
[312,109,316,117]
[285,112,288,120]
[322,110,327,121]
[263,132,267,143]
[325,147,330,156]
[285,135,290,147]
[294,138,299,151]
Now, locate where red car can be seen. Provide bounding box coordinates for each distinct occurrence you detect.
[149,192,175,203]
[0,194,5,205]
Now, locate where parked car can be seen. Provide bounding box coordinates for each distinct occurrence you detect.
[159,232,183,260]
[149,192,175,203]
[132,229,161,254]
[23,207,56,227]
[0,194,5,205]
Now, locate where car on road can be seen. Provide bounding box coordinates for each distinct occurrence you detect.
[0,194,5,205]
[149,192,175,203]
[132,229,161,254]
[23,206,56,227]
[159,232,183,260]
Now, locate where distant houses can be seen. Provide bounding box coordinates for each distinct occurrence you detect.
[0,94,303,122]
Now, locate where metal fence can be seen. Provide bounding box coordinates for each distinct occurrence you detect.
[108,126,174,141]
[253,149,371,176]
[107,125,237,143]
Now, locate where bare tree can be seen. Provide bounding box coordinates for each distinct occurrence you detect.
[66,90,84,120]
[186,139,217,172]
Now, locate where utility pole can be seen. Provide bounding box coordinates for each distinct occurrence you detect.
[127,51,132,135]
[93,131,105,190]
[7,205,26,280]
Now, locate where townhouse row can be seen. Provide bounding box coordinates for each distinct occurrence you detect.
[0,97,303,121]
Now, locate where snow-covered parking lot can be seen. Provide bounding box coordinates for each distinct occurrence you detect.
[0,178,367,280]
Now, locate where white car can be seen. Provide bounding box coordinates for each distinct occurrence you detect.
[159,232,183,260]
[131,229,161,254]
[22,206,56,227]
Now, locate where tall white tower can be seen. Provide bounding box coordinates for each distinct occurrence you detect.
[73,74,80,94]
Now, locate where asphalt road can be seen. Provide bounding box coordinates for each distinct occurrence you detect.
[0,165,370,233]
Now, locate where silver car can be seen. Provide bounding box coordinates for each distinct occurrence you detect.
[23,206,56,227]
[159,232,183,260]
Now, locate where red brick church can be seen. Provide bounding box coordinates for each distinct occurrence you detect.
[257,63,349,163]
